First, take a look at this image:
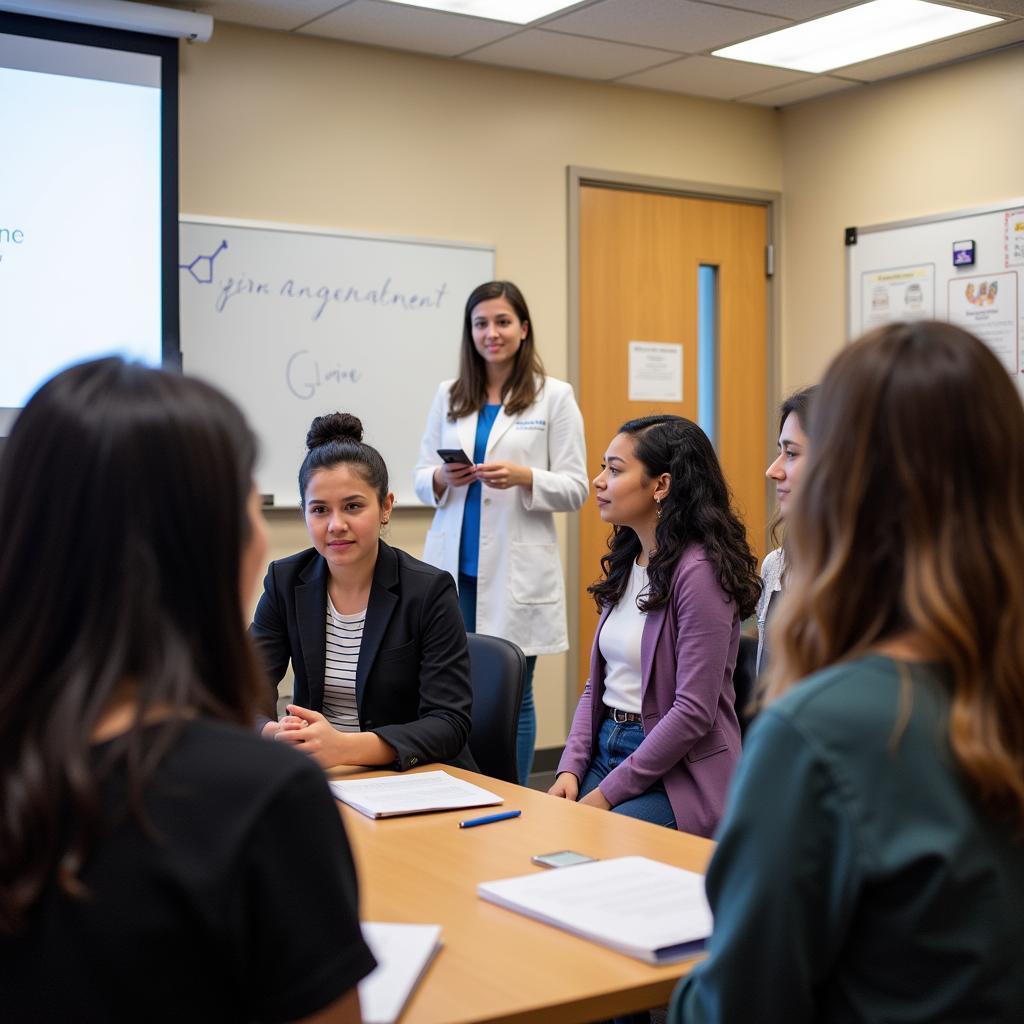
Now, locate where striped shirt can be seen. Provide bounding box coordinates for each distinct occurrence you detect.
[323,597,365,733]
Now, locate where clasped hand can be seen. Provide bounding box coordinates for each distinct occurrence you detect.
[261,705,340,769]
[434,460,532,492]
[548,772,612,811]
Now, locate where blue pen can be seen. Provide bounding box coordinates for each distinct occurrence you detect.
[459,809,522,829]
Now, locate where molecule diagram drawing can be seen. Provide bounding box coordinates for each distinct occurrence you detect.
[179,239,227,284]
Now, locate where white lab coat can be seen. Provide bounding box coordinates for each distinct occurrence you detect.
[413,376,588,655]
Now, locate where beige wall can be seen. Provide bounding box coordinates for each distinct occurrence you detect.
[181,22,1024,749]
[181,21,1024,750]
[181,22,783,747]
[780,45,1024,391]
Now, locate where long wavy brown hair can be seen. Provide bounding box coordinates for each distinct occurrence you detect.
[766,321,1024,829]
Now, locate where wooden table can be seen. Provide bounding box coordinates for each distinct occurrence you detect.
[329,764,714,1024]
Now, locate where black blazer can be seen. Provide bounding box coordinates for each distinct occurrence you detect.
[250,541,475,771]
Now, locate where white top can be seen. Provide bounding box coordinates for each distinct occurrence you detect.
[413,376,588,656]
[599,560,648,715]
[323,597,365,733]
[756,547,785,675]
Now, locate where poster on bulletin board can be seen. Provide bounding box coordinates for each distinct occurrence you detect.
[847,199,1024,400]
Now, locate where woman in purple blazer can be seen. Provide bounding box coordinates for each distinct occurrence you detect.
[551,415,760,836]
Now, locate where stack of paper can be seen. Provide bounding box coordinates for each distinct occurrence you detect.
[478,856,712,964]
[330,770,503,819]
[359,923,442,1024]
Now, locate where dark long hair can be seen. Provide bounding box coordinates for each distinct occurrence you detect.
[768,385,817,549]
[0,358,267,934]
[589,415,761,619]
[768,321,1024,829]
[447,280,545,420]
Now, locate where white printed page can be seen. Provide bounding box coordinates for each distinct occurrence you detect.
[479,857,711,960]
[330,770,502,817]
[358,923,442,1024]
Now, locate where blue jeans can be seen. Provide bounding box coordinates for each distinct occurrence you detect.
[579,718,677,829]
[458,573,536,787]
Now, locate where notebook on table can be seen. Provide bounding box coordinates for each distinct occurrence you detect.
[478,856,711,965]
[330,770,502,819]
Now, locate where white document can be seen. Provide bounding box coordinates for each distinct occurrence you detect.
[1004,209,1024,268]
[628,341,684,402]
[948,271,1019,375]
[478,856,711,964]
[860,263,935,330]
[330,770,503,819]
[358,923,442,1024]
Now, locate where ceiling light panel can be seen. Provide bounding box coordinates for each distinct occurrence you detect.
[713,0,1002,73]
[300,0,514,55]
[376,0,583,25]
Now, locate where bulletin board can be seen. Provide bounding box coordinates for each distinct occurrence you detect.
[846,198,1024,398]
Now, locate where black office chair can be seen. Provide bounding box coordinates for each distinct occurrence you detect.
[733,633,760,737]
[465,632,526,784]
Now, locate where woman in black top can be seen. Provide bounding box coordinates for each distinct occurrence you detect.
[252,412,474,772]
[0,359,374,1024]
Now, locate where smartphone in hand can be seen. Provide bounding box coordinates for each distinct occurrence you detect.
[437,448,472,465]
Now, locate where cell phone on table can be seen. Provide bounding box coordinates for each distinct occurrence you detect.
[437,448,472,465]
[531,850,596,869]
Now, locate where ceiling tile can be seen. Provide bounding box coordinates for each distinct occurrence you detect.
[542,0,789,53]
[297,0,517,56]
[951,0,1024,13]
[166,0,1023,108]
[185,0,348,32]
[704,0,853,17]
[836,17,1024,80]
[618,54,808,99]
[465,28,678,80]
[740,74,856,107]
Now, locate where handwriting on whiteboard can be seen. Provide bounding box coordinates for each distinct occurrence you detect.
[214,273,449,322]
[286,350,362,400]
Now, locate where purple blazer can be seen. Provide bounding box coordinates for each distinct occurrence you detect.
[557,545,742,838]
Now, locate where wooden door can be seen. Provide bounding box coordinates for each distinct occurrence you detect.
[577,185,768,690]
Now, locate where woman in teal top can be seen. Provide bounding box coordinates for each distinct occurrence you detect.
[671,321,1024,1024]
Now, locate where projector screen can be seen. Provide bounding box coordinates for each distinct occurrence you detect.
[0,13,178,435]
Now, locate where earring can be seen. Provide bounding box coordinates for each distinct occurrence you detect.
[655,498,662,520]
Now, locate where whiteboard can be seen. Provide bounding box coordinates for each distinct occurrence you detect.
[179,216,494,505]
[846,199,1024,400]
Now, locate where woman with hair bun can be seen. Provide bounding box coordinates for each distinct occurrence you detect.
[670,322,1024,1023]
[551,415,760,836]
[251,412,474,772]
[414,280,588,785]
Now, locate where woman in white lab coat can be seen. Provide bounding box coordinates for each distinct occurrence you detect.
[414,281,588,785]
